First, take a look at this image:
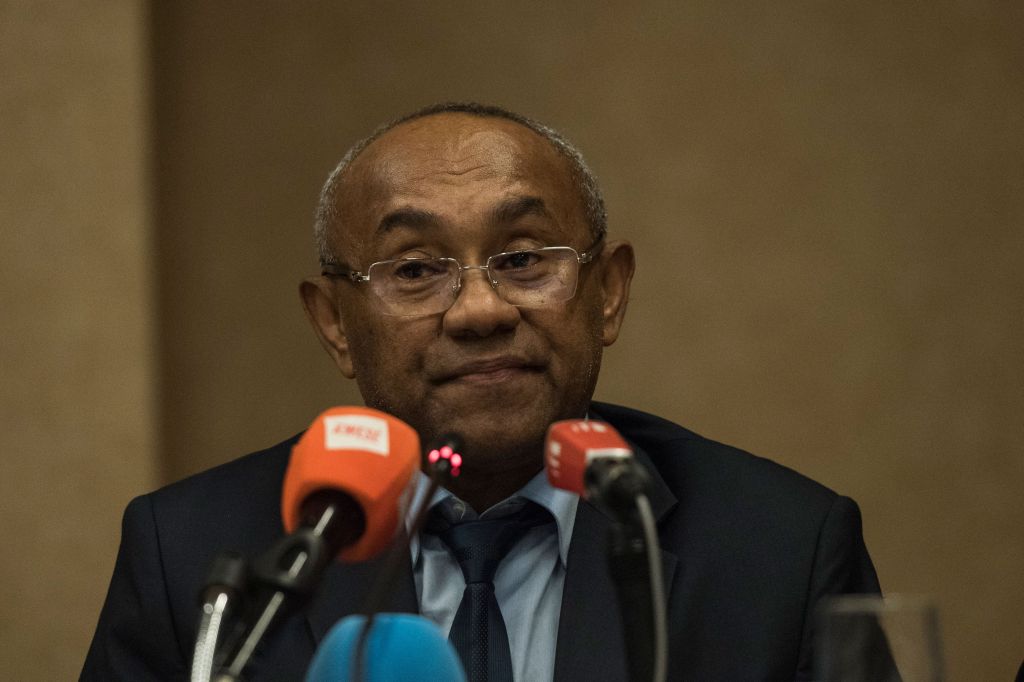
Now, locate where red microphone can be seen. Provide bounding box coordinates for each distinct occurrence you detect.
[546,419,634,496]
[281,406,420,562]
[545,419,665,682]
[545,419,649,510]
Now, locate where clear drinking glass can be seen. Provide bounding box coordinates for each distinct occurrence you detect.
[816,595,945,682]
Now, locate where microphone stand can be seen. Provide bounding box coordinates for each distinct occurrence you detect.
[199,492,365,682]
[589,461,668,682]
[191,553,247,682]
[350,435,462,682]
[607,509,655,682]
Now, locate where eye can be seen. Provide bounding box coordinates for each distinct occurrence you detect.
[493,250,543,271]
[385,258,450,283]
[394,260,430,279]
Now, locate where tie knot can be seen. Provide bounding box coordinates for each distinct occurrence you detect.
[428,500,552,584]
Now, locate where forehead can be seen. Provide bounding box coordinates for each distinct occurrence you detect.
[331,113,585,252]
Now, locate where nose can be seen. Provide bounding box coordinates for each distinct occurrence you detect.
[442,267,521,338]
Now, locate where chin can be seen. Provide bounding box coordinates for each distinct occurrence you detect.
[423,403,552,465]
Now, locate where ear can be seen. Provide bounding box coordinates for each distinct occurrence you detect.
[597,239,635,346]
[299,277,356,378]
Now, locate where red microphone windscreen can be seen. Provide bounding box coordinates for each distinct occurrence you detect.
[545,419,633,497]
[282,407,420,562]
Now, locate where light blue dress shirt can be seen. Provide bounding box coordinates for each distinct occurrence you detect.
[406,471,579,682]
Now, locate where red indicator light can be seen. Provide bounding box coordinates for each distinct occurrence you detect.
[427,441,463,478]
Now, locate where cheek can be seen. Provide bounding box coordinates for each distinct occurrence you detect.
[349,326,406,414]
[347,316,433,389]
[538,302,605,381]
[568,327,605,394]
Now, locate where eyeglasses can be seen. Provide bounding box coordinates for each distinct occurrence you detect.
[321,234,604,317]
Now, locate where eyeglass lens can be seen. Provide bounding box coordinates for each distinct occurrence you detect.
[368,247,580,316]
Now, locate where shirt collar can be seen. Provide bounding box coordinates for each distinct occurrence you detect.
[406,469,579,567]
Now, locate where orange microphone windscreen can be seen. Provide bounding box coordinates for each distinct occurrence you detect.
[282,406,420,563]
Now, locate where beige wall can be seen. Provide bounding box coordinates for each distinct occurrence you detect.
[5,2,1022,679]
[0,1,156,680]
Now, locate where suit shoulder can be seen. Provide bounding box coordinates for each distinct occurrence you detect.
[593,401,839,510]
[126,434,300,558]
[146,434,298,508]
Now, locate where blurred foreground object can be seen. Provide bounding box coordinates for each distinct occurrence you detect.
[817,595,944,682]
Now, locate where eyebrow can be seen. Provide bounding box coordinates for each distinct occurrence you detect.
[376,207,440,235]
[490,195,551,225]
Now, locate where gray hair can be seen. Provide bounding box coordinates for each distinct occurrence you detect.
[313,102,607,265]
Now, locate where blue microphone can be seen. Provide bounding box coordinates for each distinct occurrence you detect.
[305,614,466,682]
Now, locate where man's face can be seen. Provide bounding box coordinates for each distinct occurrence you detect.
[303,113,632,473]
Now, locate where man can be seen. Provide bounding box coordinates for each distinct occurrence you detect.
[83,103,881,681]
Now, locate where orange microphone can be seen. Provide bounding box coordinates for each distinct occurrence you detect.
[214,407,421,681]
[281,406,420,562]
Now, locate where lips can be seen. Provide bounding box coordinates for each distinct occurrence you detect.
[435,356,542,384]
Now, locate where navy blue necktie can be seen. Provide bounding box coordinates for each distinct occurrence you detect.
[428,501,552,682]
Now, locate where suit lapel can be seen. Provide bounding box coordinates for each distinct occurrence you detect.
[305,545,419,643]
[553,439,679,682]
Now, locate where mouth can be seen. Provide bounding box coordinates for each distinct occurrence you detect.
[436,357,543,385]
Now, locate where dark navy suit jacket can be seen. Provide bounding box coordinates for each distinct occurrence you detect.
[81,403,881,681]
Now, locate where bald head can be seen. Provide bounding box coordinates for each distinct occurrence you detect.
[314,103,607,265]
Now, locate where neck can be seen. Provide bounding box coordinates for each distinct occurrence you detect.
[441,459,543,513]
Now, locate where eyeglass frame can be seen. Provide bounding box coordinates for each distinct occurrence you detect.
[320,232,605,314]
